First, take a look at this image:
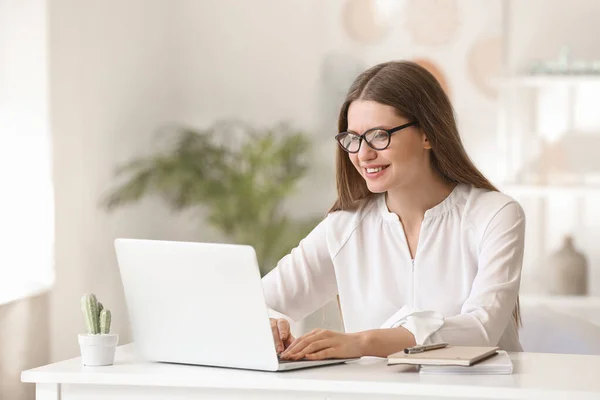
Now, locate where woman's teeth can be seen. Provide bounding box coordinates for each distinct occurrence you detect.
[366,166,386,173]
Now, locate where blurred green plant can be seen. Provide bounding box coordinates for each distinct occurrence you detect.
[103,120,321,276]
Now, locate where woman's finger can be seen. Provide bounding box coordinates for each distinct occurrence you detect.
[304,348,333,360]
[277,319,295,350]
[282,330,326,358]
[289,328,323,348]
[283,333,296,348]
[270,319,284,353]
[292,339,332,360]
[282,329,321,356]
[277,319,290,341]
[281,336,310,357]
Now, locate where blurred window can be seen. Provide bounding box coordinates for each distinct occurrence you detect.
[0,0,54,305]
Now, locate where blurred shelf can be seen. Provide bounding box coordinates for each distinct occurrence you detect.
[501,184,600,197]
[495,74,600,87]
[517,129,600,137]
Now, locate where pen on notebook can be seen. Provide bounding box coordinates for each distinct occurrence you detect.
[404,342,448,354]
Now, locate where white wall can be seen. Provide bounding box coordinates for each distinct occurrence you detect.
[48,0,199,362]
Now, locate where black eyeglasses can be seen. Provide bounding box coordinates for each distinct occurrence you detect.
[335,121,419,153]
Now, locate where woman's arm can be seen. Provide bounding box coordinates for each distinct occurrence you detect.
[262,216,338,323]
[280,325,416,360]
[419,201,526,346]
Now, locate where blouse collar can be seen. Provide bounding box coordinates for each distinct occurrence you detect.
[378,183,469,222]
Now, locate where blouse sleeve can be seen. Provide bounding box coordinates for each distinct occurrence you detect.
[261,217,338,323]
[381,201,526,346]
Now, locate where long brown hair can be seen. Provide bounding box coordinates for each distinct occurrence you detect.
[329,61,521,328]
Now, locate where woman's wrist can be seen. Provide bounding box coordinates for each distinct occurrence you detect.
[354,327,416,358]
[355,330,372,356]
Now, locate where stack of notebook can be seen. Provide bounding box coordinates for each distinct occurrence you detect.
[419,350,513,375]
[387,346,513,375]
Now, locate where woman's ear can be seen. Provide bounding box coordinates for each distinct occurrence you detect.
[422,134,432,150]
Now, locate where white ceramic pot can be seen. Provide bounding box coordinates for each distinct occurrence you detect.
[78,333,119,366]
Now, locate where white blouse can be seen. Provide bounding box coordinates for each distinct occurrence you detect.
[262,183,526,351]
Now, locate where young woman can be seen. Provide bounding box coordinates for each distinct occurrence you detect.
[262,61,525,361]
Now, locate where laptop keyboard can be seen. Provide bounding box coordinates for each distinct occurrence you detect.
[277,355,311,363]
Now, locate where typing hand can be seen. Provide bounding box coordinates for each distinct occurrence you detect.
[270,318,295,354]
[279,329,363,361]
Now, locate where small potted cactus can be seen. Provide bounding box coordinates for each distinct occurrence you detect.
[78,293,119,366]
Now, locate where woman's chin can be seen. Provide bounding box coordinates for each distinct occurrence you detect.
[365,182,389,193]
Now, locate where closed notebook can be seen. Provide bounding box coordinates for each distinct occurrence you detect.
[419,350,513,375]
[387,346,499,367]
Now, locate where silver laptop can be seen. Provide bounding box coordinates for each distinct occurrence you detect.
[114,238,357,371]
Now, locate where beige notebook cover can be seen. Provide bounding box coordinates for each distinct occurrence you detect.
[387,346,500,367]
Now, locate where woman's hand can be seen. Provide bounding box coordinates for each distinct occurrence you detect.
[270,318,295,354]
[280,329,364,360]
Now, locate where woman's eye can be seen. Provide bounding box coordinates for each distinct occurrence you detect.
[370,130,388,140]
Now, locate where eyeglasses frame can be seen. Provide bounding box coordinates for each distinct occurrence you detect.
[335,121,419,153]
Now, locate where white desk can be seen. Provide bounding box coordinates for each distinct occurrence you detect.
[22,344,600,400]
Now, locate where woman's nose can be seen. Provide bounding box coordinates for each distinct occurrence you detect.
[357,141,377,162]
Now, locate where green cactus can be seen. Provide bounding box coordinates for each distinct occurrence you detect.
[100,309,111,334]
[81,293,111,334]
[81,293,99,334]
